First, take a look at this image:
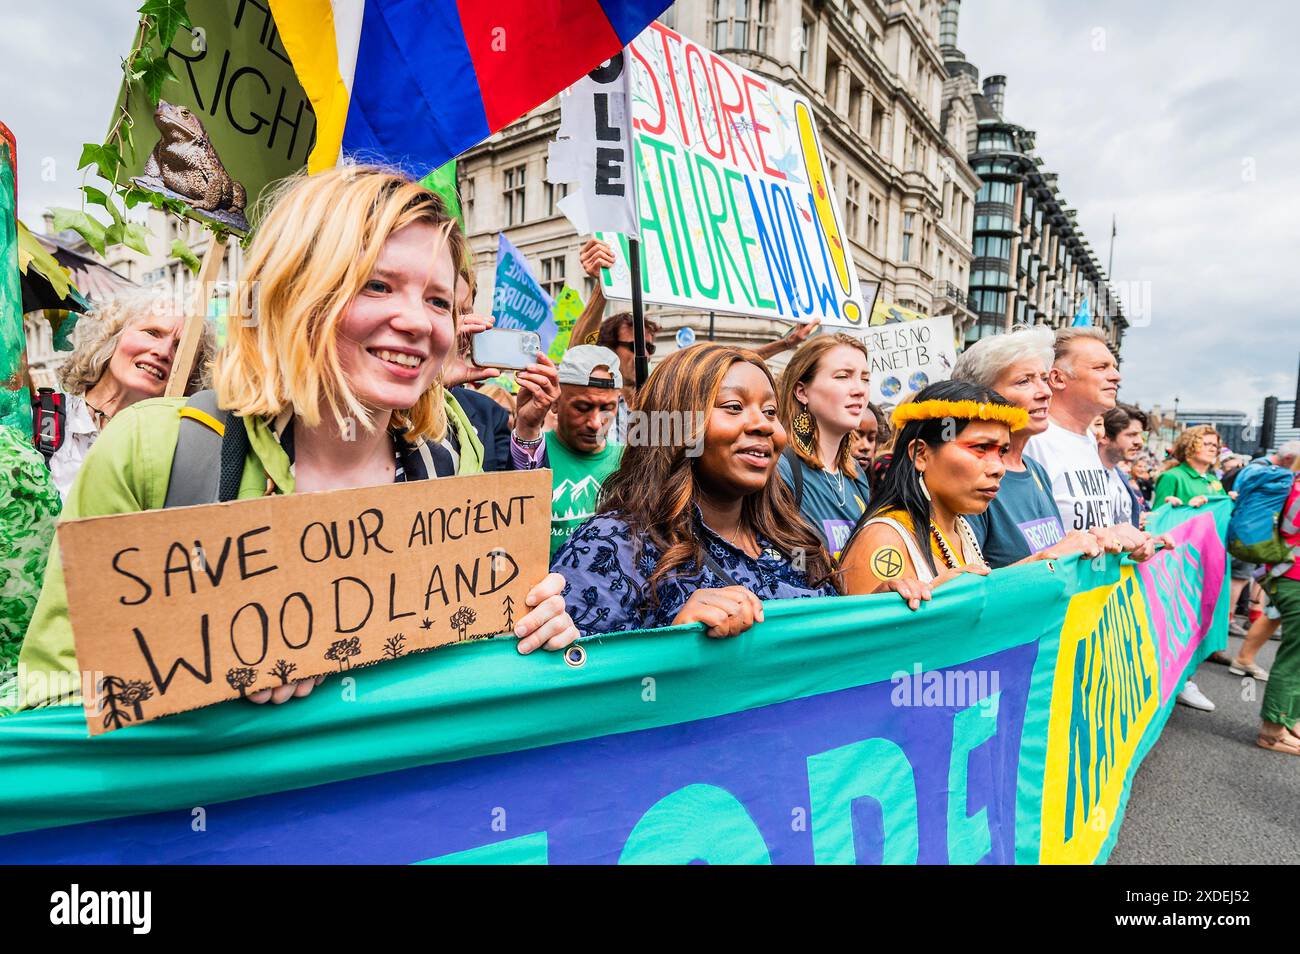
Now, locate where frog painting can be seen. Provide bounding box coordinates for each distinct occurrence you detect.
[131,101,250,233]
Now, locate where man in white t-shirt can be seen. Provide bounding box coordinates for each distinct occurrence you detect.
[1024,328,1129,534]
[1026,328,1211,710]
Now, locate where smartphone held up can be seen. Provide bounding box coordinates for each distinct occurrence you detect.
[471,329,542,372]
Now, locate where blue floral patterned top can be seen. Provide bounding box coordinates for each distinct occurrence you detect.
[551,509,840,636]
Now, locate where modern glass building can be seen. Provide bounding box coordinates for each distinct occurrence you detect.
[939,0,1126,354]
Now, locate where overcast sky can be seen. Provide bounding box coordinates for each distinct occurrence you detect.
[3,1,1296,419]
[957,0,1299,420]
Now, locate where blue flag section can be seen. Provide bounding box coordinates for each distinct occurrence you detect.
[1072,293,1092,327]
[0,502,1229,864]
[492,234,558,351]
[281,0,674,178]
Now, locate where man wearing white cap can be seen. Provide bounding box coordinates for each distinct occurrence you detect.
[546,345,625,556]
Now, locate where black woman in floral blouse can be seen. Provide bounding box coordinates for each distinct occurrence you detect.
[551,344,839,637]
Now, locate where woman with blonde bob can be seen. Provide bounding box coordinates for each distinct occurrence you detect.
[776,333,873,559]
[44,289,212,499]
[19,166,578,708]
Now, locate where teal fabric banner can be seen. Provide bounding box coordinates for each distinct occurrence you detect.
[0,501,1229,863]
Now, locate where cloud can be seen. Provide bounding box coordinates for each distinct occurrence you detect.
[959,0,1299,420]
[1,5,139,224]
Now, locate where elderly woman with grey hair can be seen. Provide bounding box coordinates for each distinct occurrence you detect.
[47,290,212,500]
[951,327,1105,568]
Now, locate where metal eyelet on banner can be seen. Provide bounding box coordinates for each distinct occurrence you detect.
[564,644,587,668]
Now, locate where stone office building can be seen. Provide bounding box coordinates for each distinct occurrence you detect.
[457,0,982,360]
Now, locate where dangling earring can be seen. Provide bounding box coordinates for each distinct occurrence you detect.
[792,403,816,456]
[917,470,932,502]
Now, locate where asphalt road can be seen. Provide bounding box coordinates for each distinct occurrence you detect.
[1110,634,1300,864]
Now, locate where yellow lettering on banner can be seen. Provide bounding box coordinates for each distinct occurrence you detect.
[1039,566,1158,863]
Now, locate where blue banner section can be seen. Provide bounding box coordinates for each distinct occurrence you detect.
[0,643,1034,865]
[0,502,1228,864]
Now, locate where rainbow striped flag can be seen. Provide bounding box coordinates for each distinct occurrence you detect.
[272,0,670,177]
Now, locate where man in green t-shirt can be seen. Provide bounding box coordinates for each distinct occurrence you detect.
[545,346,625,556]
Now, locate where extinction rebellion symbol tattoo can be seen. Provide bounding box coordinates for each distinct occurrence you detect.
[871,546,905,580]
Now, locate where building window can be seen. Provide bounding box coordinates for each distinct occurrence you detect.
[902,212,915,262]
[867,193,882,251]
[847,80,863,130]
[756,0,772,52]
[545,181,568,217]
[504,165,527,226]
[975,213,1014,233]
[799,16,812,73]
[824,53,841,104]
[971,267,1010,287]
[844,174,861,240]
[973,235,1012,260]
[462,176,475,230]
[977,132,1015,152]
[711,0,770,51]
[976,180,1015,205]
[541,255,566,300]
[971,290,1007,315]
[869,109,884,154]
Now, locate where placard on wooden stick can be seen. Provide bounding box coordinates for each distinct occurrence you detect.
[59,470,550,735]
[165,234,225,398]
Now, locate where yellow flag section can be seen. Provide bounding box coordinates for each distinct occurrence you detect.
[1039,565,1159,863]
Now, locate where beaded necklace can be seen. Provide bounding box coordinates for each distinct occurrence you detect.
[929,519,986,570]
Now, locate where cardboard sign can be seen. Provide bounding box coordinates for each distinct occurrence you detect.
[115,0,316,233]
[847,315,958,405]
[596,22,867,326]
[60,470,550,735]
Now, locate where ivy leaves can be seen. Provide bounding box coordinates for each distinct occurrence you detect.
[130,46,179,108]
[138,0,192,50]
[169,240,202,273]
[77,144,123,185]
[58,1,199,266]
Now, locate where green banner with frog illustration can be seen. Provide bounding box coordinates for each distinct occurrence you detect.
[114,0,315,233]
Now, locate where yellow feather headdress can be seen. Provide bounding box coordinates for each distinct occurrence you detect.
[891,399,1030,432]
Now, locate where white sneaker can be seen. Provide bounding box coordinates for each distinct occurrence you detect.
[1176,681,1215,711]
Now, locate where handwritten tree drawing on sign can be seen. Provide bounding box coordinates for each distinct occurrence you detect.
[59,471,550,735]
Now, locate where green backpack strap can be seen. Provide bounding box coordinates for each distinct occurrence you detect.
[164,390,234,508]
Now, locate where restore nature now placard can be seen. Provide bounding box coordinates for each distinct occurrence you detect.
[59,470,550,735]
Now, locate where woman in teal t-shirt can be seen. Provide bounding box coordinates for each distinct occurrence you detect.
[952,328,1107,568]
[776,335,873,560]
